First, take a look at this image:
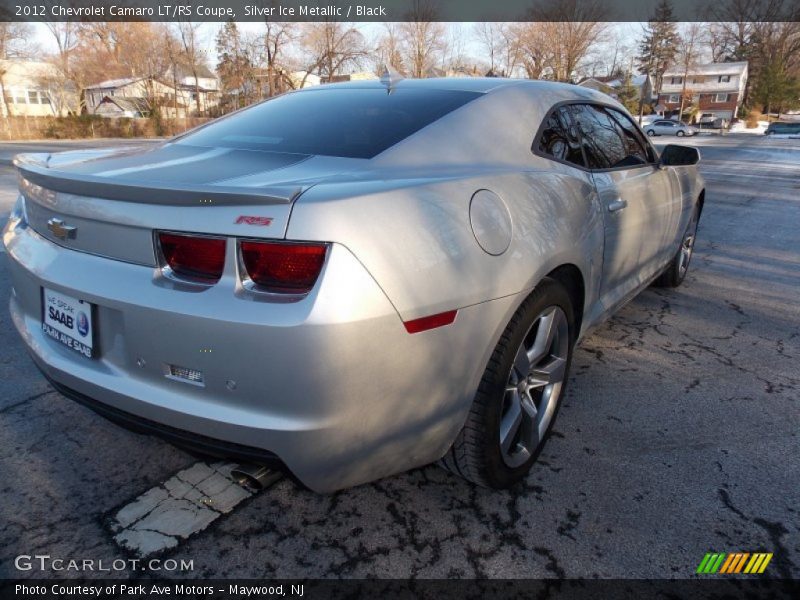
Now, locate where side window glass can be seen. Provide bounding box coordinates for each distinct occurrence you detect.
[566,104,625,169]
[536,107,585,167]
[604,107,653,164]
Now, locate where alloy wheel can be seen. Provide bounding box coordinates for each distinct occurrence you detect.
[499,305,569,468]
[678,212,699,276]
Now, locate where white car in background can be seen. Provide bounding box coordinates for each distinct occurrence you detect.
[645,120,698,137]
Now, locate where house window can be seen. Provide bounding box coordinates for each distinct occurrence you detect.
[27,90,39,104]
[714,93,730,103]
[718,75,731,83]
[39,92,51,105]
[692,78,703,84]
[670,76,683,84]
[668,94,680,103]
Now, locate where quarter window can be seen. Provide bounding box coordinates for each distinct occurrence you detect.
[565,104,626,169]
[536,107,585,167]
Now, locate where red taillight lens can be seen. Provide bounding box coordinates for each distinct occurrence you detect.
[158,232,226,283]
[240,241,328,294]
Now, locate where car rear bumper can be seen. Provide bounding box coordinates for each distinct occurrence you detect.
[4,218,519,492]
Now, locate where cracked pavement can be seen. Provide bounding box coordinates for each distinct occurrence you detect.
[0,136,797,579]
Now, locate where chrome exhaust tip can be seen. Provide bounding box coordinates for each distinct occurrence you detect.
[231,463,282,491]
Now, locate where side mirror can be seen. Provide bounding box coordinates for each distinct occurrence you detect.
[660,144,700,166]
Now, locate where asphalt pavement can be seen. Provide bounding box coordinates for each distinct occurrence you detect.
[0,135,798,579]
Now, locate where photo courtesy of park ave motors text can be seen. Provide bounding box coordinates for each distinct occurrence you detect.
[0,0,798,592]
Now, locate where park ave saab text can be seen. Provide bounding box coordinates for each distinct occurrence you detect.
[23,3,386,18]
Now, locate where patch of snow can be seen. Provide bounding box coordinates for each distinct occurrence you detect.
[729,120,768,134]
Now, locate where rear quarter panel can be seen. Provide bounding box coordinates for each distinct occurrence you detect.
[287,161,603,333]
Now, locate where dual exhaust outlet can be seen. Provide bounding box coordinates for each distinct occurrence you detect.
[231,463,282,491]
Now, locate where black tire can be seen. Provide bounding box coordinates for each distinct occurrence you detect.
[439,278,575,488]
[676,130,686,137]
[654,205,700,288]
[646,129,655,136]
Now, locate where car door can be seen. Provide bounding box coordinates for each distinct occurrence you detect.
[655,120,674,135]
[566,104,678,309]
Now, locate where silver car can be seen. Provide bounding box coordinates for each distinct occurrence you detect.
[645,119,698,137]
[3,79,704,492]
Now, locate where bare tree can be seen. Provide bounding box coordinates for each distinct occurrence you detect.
[262,21,295,97]
[299,22,368,84]
[675,24,706,122]
[373,23,405,74]
[475,23,503,74]
[0,22,33,119]
[514,0,609,82]
[394,0,445,78]
[512,23,551,79]
[175,22,207,115]
[43,22,79,115]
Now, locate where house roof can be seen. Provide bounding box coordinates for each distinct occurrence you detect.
[86,77,144,90]
[172,63,217,80]
[607,74,649,87]
[663,61,748,77]
[578,78,614,90]
[99,96,151,113]
[579,74,650,89]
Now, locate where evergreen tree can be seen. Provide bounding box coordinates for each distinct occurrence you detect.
[753,60,800,118]
[616,72,640,114]
[636,0,680,93]
[215,21,253,108]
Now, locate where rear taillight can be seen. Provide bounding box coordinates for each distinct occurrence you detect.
[239,241,328,294]
[158,232,226,284]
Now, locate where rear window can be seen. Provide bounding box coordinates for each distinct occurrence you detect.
[177,88,482,159]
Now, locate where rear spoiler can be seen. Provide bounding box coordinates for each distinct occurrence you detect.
[14,154,302,206]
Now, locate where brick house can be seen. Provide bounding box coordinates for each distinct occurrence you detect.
[657,61,748,121]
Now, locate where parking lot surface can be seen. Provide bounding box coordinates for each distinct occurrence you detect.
[0,135,798,579]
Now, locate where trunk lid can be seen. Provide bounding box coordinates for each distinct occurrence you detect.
[16,142,363,266]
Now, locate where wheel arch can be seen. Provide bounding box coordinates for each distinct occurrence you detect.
[544,264,586,338]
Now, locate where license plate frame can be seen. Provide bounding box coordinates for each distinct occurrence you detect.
[41,287,95,359]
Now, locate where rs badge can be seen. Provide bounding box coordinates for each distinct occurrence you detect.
[235,216,273,226]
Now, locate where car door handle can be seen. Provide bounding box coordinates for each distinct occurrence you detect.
[608,199,628,212]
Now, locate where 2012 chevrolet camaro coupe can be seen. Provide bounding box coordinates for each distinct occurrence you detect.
[3,78,704,492]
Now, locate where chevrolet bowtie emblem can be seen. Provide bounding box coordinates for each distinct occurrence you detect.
[47,218,77,240]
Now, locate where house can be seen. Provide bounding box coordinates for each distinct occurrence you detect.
[84,72,218,118]
[657,61,748,121]
[84,77,171,115]
[321,72,378,84]
[165,63,219,114]
[94,96,152,118]
[287,71,322,89]
[0,59,78,117]
[579,74,655,103]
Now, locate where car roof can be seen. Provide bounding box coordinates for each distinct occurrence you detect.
[296,77,607,98]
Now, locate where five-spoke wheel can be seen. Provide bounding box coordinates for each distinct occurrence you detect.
[500,306,569,468]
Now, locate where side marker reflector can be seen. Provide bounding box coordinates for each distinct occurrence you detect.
[403,310,457,334]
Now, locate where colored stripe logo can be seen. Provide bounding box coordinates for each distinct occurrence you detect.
[697,552,772,574]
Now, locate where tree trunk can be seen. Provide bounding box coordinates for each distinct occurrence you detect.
[193,69,201,116]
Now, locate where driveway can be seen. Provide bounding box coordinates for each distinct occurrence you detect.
[0,135,798,579]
